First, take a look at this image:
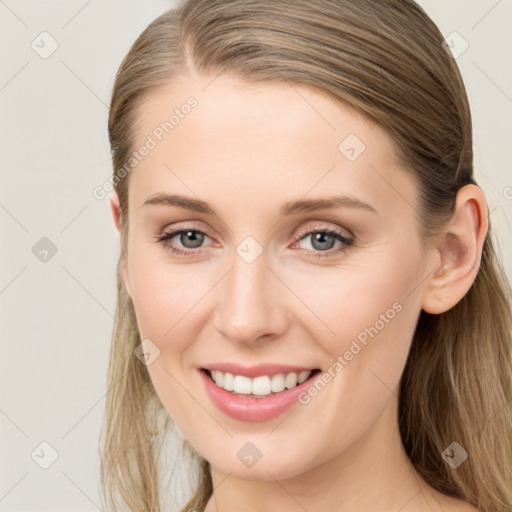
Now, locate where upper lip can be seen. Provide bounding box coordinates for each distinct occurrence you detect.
[201,363,319,378]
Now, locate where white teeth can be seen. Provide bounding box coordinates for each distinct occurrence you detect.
[252,375,272,395]
[223,372,234,391]
[209,369,313,396]
[298,370,311,384]
[285,372,298,389]
[271,373,285,393]
[212,370,223,387]
[233,375,252,394]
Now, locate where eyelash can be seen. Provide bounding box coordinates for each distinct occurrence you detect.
[155,225,354,259]
[155,225,355,259]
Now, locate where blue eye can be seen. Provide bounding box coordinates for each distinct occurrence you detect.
[156,229,211,254]
[294,228,354,259]
[155,227,354,258]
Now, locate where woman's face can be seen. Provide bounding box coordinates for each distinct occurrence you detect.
[116,73,433,480]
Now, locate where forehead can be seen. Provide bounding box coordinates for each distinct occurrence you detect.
[127,74,415,218]
[133,74,378,149]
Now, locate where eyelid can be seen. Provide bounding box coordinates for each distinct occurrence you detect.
[155,225,212,245]
[156,221,355,257]
[157,220,213,241]
[293,221,354,241]
[159,219,353,242]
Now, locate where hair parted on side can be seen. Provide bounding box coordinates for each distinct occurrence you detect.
[100,1,512,511]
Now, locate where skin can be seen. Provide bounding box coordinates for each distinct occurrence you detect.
[110,72,487,511]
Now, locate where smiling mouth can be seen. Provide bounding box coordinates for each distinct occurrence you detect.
[201,368,321,397]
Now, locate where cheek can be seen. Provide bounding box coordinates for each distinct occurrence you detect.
[126,249,210,425]
[288,243,423,361]
[126,243,209,341]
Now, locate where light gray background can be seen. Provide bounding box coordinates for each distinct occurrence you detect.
[1,1,511,510]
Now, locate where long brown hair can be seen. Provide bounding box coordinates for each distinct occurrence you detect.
[100,1,512,510]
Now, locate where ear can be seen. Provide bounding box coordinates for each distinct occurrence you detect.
[109,190,131,297]
[421,184,489,314]
[110,189,122,233]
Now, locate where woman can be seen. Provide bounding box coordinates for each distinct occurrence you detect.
[100,1,512,511]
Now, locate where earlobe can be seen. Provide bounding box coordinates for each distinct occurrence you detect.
[421,184,489,314]
[110,190,122,233]
[109,190,132,297]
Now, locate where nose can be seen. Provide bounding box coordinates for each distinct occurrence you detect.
[213,247,290,347]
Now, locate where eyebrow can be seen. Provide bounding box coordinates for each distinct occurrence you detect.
[142,193,378,216]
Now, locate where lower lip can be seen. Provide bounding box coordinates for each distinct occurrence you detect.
[199,369,320,422]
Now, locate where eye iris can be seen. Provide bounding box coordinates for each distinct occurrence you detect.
[311,232,335,251]
[181,230,204,248]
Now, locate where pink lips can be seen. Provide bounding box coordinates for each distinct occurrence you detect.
[199,364,320,422]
